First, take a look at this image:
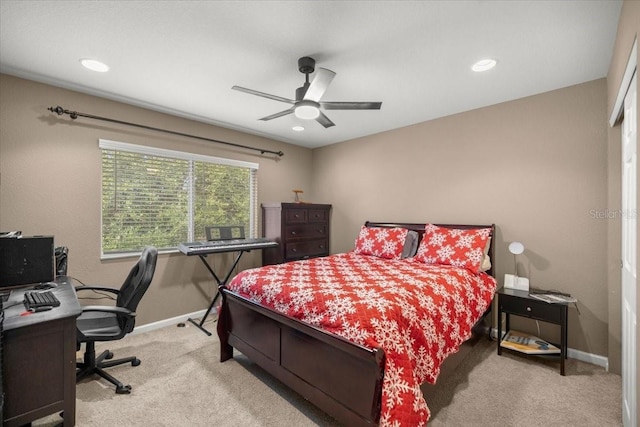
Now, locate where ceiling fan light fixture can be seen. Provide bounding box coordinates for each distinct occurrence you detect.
[471,58,497,72]
[294,101,320,120]
[232,56,381,129]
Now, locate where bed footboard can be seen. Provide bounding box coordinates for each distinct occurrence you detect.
[217,288,385,426]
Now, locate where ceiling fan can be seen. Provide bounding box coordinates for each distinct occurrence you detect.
[232,56,382,128]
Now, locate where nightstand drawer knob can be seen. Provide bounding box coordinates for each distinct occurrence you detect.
[526,306,532,312]
[291,231,296,235]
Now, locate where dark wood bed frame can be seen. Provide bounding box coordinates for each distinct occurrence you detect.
[217,222,496,426]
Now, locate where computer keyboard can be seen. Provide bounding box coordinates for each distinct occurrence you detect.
[24,290,61,310]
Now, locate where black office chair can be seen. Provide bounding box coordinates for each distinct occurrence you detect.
[75,246,158,394]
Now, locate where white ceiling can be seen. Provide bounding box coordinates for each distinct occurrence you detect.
[0,1,622,149]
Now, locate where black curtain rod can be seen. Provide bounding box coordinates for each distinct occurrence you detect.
[47,105,284,157]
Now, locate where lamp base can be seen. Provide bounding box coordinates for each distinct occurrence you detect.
[504,274,529,291]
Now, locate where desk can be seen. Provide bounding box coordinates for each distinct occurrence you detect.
[2,276,82,426]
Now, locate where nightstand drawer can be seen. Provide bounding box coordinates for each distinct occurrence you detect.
[500,294,563,323]
[286,239,328,259]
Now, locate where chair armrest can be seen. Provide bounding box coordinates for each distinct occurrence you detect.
[81,305,136,318]
[75,286,121,295]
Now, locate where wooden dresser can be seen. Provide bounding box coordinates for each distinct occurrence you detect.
[261,202,332,265]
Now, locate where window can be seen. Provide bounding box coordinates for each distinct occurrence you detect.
[99,139,258,257]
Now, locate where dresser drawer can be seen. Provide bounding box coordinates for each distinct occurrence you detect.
[286,239,328,259]
[308,209,328,223]
[284,224,327,240]
[500,294,563,323]
[285,209,308,224]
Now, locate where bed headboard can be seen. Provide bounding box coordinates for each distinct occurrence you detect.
[364,221,496,278]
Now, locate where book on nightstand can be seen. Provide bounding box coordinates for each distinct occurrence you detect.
[500,330,560,354]
[528,292,577,304]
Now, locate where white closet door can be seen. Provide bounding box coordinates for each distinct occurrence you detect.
[622,71,637,427]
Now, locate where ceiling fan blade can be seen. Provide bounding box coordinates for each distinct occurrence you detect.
[232,86,295,105]
[320,101,382,110]
[259,108,294,121]
[315,111,335,128]
[303,68,336,102]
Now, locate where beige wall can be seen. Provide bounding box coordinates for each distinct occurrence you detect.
[0,74,313,325]
[312,79,610,357]
[2,1,637,367]
[605,0,639,388]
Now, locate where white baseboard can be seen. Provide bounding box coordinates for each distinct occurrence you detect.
[567,347,608,370]
[130,309,208,336]
[490,328,608,369]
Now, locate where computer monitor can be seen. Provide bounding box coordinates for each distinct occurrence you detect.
[0,236,55,290]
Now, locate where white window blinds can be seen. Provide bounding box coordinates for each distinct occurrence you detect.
[99,139,258,256]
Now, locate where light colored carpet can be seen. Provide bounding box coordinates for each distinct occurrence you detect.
[35,319,622,426]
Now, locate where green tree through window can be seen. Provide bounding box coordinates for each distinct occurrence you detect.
[100,139,258,256]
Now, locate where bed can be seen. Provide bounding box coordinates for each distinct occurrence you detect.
[216,221,497,426]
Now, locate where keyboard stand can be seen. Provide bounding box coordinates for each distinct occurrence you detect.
[187,250,247,336]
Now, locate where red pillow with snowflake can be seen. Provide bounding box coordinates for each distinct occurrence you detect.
[414,224,491,272]
[354,226,408,260]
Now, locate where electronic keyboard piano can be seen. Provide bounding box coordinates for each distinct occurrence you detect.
[178,238,278,255]
[178,237,278,335]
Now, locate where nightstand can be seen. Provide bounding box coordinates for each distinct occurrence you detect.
[497,287,568,375]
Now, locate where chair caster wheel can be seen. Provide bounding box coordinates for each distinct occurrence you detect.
[105,351,114,360]
[116,384,132,394]
[132,358,141,367]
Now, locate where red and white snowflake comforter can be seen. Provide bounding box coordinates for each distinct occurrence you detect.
[226,252,497,426]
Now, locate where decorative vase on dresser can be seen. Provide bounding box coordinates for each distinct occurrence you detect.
[261,202,332,265]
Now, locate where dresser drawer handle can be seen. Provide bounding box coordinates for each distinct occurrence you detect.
[319,245,325,249]
[318,229,324,233]
[292,248,297,252]
[291,231,296,235]
[294,214,300,218]
[526,306,532,312]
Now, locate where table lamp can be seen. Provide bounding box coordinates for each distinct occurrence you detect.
[504,241,529,291]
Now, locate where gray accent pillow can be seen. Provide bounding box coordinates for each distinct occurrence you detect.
[401,230,420,259]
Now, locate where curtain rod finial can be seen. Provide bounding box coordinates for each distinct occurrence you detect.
[49,105,65,115]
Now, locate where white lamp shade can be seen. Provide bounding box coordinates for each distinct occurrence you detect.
[508,241,525,255]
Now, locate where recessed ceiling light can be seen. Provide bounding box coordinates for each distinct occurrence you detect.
[292,126,305,132]
[471,59,497,72]
[80,58,109,72]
